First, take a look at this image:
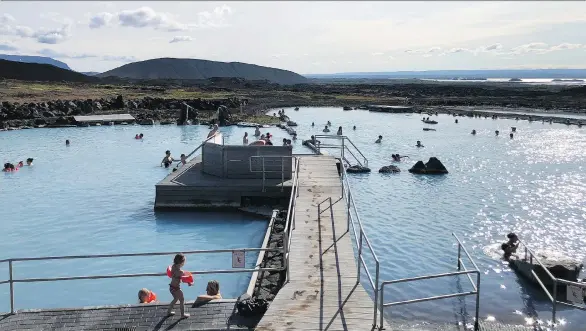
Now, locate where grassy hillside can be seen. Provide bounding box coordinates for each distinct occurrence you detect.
[0,59,98,82]
[97,58,308,85]
[0,54,72,70]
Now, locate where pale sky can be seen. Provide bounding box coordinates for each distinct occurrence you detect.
[1,1,585,74]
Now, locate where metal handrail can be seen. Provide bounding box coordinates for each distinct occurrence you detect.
[249,155,296,192]
[378,233,481,330]
[339,161,380,328]
[283,157,300,282]
[174,133,223,169]
[0,245,284,314]
[313,135,368,167]
[517,239,586,324]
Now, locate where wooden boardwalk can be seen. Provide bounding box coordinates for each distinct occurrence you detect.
[257,155,378,331]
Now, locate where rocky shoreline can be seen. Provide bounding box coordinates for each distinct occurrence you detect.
[251,210,286,303]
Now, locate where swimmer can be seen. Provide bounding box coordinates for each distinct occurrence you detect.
[353,125,356,130]
[265,138,274,146]
[375,135,382,143]
[135,134,140,139]
[161,150,174,168]
[180,154,187,165]
[495,130,499,136]
[138,288,157,304]
[139,133,144,139]
[323,126,330,133]
[510,133,514,139]
[455,119,458,124]
[261,134,266,140]
[196,280,222,302]
[416,140,424,148]
[167,253,190,318]
[282,138,288,146]
[311,122,315,127]
[500,233,519,261]
[292,133,297,140]
[337,126,343,135]
[65,139,70,146]
[286,139,292,146]
[26,158,33,166]
[327,121,332,126]
[254,126,261,136]
[471,130,476,135]
[18,161,24,167]
[243,132,248,144]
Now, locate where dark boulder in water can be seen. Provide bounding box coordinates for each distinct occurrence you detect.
[347,165,371,173]
[509,252,583,287]
[379,165,401,173]
[408,157,448,174]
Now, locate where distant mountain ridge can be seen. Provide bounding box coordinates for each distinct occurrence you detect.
[307,69,586,79]
[0,54,71,70]
[97,58,308,85]
[0,59,97,82]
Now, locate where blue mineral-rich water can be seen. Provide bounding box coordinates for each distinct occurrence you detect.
[1,107,585,330]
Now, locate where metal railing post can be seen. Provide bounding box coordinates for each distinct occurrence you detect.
[341,137,345,161]
[284,230,290,282]
[379,284,385,330]
[281,156,285,192]
[457,243,461,271]
[474,271,480,331]
[552,279,557,324]
[357,230,363,284]
[373,261,380,329]
[262,158,266,192]
[9,260,14,314]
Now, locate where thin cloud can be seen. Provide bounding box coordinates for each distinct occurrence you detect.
[483,43,502,51]
[89,12,114,29]
[427,47,441,53]
[0,15,72,44]
[0,42,17,51]
[0,14,15,23]
[169,36,193,43]
[38,48,96,59]
[89,5,232,32]
[371,52,384,56]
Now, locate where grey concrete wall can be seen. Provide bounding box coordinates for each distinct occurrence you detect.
[202,143,293,179]
[201,142,224,177]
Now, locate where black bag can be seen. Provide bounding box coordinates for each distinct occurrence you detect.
[237,297,269,317]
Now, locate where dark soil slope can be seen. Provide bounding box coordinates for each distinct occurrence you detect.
[0,59,98,82]
[97,58,307,85]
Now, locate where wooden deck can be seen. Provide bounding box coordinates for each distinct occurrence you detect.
[256,155,378,331]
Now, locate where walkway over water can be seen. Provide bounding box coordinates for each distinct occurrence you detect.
[256,155,378,331]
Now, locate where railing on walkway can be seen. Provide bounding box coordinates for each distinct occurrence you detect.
[517,239,586,324]
[339,159,380,328]
[0,212,284,315]
[313,135,368,168]
[249,155,296,192]
[283,157,300,283]
[379,233,481,330]
[339,160,480,330]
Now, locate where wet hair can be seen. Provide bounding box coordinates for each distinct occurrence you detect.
[27,158,33,163]
[507,233,518,240]
[206,280,220,295]
[173,253,185,265]
[165,150,171,155]
[65,140,70,144]
[180,154,186,158]
[501,243,509,251]
[140,133,143,136]
[378,135,382,139]
[138,288,149,303]
[3,163,9,169]
[283,138,287,142]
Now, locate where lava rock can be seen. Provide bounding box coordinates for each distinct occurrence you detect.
[379,165,401,173]
[408,157,448,174]
[347,165,371,173]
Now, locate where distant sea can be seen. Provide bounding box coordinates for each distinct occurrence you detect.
[421,78,586,85]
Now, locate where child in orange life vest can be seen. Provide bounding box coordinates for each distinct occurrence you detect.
[167,253,191,318]
[138,288,157,304]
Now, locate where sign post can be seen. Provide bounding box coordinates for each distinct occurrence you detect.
[232,250,245,268]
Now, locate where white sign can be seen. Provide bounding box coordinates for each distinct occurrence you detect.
[232,250,245,268]
[566,284,584,304]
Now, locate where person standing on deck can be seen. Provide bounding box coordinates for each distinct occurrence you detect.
[243,132,249,144]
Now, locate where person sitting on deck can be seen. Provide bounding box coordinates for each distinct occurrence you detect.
[161,150,174,168]
[375,135,383,143]
[138,288,157,304]
[501,233,519,261]
[196,280,222,302]
[207,124,219,138]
